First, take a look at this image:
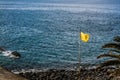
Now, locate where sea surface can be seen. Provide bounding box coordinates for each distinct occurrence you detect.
[0,1,120,70]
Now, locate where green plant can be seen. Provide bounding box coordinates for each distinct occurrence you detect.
[97,36,120,68]
[96,36,120,79]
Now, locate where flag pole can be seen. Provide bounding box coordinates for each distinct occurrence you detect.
[78,32,90,80]
[78,34,81,80]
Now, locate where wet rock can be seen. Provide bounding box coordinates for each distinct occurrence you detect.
[10,66,120,80]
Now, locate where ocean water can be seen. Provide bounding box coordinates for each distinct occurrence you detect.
[0,2,120,69]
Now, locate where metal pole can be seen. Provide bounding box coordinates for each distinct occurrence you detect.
[78,37,81,80]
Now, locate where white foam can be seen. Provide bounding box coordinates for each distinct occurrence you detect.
[2,50,12,56]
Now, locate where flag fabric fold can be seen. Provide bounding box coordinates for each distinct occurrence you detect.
[80,32,90,42]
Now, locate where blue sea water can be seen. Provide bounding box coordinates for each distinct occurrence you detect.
[0,2,120,69]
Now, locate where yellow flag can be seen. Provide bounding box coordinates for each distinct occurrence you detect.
[80,32,90,42]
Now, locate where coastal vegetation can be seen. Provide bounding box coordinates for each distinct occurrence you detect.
[97,36,120,79]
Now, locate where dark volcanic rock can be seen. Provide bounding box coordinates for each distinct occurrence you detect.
[15,67,115,80]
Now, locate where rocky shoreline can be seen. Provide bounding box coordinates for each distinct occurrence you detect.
[12,66,118,80]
